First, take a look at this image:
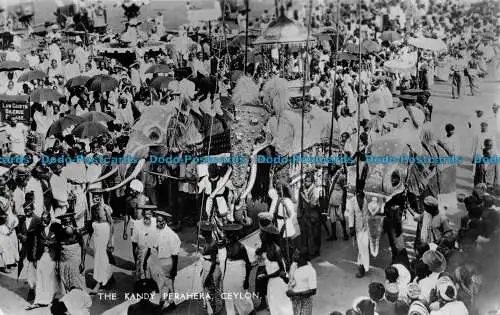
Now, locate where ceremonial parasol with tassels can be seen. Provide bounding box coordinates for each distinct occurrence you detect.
[253,7,316,47]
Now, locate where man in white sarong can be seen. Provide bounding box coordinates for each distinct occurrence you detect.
[144,210,181,311]
[131,205,157,279]
[89,190,114,293]
[27,211,59,310]
[346,186,369,278]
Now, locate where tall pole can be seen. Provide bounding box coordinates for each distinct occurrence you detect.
[355,0,362,190]
[328,0,341,162]
[244,0,249,74]
[274,0,279,17]
[300,0,313,187]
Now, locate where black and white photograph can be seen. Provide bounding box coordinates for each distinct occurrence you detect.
[0,0,498,314]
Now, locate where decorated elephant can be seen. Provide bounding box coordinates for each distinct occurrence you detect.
[362,115,456,262]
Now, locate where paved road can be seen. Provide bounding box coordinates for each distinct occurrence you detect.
[1,66,499,315]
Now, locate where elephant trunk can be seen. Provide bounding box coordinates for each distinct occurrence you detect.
[229,104,270,202]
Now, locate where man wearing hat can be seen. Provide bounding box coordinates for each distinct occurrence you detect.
[429,282,468,315]
[17,199,40,302]
[144,210,181,311]
[88,189,114,294]
[131,204,157,279]
[125,179,150,269]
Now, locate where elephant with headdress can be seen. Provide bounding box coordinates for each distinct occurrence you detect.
[362,114,456,264]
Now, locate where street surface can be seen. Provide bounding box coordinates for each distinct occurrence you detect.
[1,67,499,314]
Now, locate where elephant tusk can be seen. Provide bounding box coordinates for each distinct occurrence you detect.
[89,159,146,193]
[241,143,270,201]
[241,158,257,201]
[89,166,119,184]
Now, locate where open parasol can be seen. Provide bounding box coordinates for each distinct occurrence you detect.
[86,74,119,93]
[253,9,315,47]
[79,112,114,124]
[72,121,109,139]
[337,52,359,61]
[149,76,174,91]
[381,31,402,42]
[46,115,85,137]
[66,75,91,88]
[30,88,64,103]
[145,64,172,74]
[408,37,447,52]
[0,60,28,71]
[384,59,416,75]
[17,70,47,82]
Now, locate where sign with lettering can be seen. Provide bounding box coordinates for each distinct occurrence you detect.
[0,94,30,123]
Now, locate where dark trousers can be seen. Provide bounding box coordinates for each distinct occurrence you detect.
[452,72,461,97]
[298,213,321,257]
[255,265,268,307]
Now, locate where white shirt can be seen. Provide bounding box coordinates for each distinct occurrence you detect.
[418,272,439,303]
[50,173,68,204]
[25,216,32,230]
[430,301,469,315]
[26,177,45,217]
[131,218,157,247]
[5,123,27,155]
[291,262,317,293]
[152,226,181,258]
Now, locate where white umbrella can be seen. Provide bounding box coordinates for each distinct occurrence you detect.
[384,59,416,75]
[408,37,447,52]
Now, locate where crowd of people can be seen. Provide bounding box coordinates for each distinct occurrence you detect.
[0,0,498,314]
